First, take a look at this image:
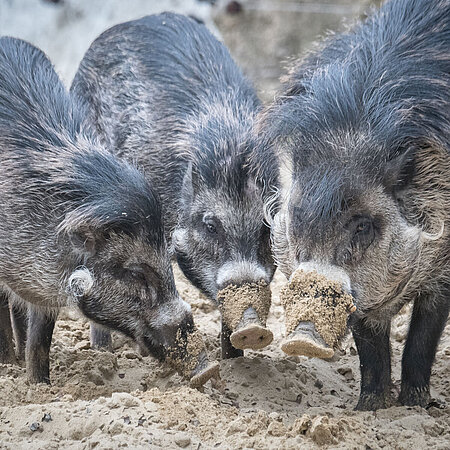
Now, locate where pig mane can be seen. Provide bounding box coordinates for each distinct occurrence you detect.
[0,37,164,244]
[70,12,279,203]
[265,0,450,171]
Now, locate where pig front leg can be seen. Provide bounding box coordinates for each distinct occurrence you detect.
[90,322,112,351]
[26,308,56,384]
[221,319,243,359]
[399,293,449,407]
[352,317,392,410]
[10,303,27,361]
[0,292,16,364]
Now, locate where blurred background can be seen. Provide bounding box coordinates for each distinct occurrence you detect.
[0,0,380,102]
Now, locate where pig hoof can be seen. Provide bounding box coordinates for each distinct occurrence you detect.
[281,321,334,359]
[398,385,431,407]
[230,324,273,350]
[355,393,391,411]
[190,361,220,388]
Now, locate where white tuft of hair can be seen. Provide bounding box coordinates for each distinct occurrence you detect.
[420,220,445,242]
[67,266,94,298]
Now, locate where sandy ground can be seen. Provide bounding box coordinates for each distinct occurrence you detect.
[0,1,449,448]
[0,266,449,449]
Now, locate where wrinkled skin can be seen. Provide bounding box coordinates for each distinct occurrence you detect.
[265,0,450,410]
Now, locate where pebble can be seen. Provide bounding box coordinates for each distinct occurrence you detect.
[174,432,191,448]
[29,422,41,432]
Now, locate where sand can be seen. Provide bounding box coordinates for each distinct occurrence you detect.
[0,266,449,449]
[167,328,220,388]
[217,281,272,331]
[281,270,355,348]
[217,281,273,350]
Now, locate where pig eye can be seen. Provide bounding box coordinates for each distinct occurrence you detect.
[203,217,218,234]
[126,264,160,291]
[351,217,375,248]
[355,220,372,235]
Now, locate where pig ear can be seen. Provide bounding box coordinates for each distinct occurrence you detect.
[181,162,199,208]
[383,147,416,192]
[68,227,97,258]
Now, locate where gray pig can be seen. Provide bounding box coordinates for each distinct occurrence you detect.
[263,0,450,410]
[0,36,202,383]
[71,13,279,358]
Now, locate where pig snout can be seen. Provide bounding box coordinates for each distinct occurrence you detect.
[216,260,271,290]
[151,297,194,351]
[216,260,273,350]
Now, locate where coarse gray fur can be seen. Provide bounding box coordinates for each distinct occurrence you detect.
[0,36,194,382]
[261,0,450,410]
[71,12,280,358]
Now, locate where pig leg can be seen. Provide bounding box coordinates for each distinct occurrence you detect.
[0,292,16,364]
[221,319,243,359]
[399,294,449,407]
[90,322,112,351]
[26,308,56,384]
[10,303,27,361]
[352,317,392,410]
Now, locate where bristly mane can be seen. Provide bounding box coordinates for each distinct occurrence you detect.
[266,0,450,173]
[71,12,279,207]
[0,37,164,244]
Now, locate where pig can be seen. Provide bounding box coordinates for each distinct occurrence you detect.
[261,0,450,410]
[0,36,205,384]
[71,13,279,358]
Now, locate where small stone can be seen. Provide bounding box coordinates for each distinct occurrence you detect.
[137,415,146,426]
[226,1,243,15]
[107,421,123,436]
[29,422,41,432]
[109,392,142,408]
[42,413,52,422]
[174,432,191,448]
[227,419,244,436]
[298,372,307,384]
[314,379,324,389]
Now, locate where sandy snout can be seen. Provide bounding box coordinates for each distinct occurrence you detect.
[280,270,356,359]
[167,328,220,388]
[217,281,273,350]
